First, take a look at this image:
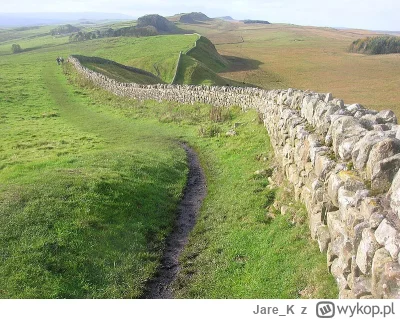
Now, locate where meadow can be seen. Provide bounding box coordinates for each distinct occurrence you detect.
[0,20,363,298]
[62,63,338,298]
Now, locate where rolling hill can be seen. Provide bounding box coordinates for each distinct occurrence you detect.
[186,36,229,72]
[179,12,212,24]
[137,14,183,34]
[74,55,163,84]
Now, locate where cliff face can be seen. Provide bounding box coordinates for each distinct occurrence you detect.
[69,55,400,299]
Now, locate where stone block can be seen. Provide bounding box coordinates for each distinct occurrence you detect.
[352,275,372,298]
[314,153,336,180]
[376,110,397,125]
[371,153,400,193]
[360,197,382,220]
[375,219,400,260]
[371,248,393,298]
[356,228,380,275]
[366,138,400,180]
[351,131,391,171]
[317,225,331,253]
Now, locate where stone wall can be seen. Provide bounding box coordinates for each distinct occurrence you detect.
[170,51,182,84]
[68,56,400,299]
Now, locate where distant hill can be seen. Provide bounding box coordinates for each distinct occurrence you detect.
[216,16,236,21]
[242,20,270,25]
[137,14,181,34]
[179,12,211,24]
[179,15,197,24]
[69,14,183,42]
[349,36,400,54]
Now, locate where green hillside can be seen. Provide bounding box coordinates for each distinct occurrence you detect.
[137,14,183,34]
[0,21,337,299]
[179,12,212,24]
[75,55,163,84]
[186,36,229,72]
[174,54,240,86]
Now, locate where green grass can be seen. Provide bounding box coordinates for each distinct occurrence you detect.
[173,118,337,298]
[77,55,163,84]
[61,63,338,299]
[75,35,197,83]
[0,48,188,298]
[186,36,229,72]
[175,54,243,86]
[0,34,197,83]
[0,26,337,298]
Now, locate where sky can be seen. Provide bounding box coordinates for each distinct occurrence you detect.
[1,0,399,31]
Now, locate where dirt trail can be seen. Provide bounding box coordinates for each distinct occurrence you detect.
[142,143,206,299]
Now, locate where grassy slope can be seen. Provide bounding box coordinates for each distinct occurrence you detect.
[81,61,162,84]
[186,36,229,72]
[174,120,336,298]
[0,33,197,83]
[0,27,337,298]
[76,35,197,83]
[178,21,400,112]
[175,54,240,86]
[0,47,188,298]
[62,66,338,298]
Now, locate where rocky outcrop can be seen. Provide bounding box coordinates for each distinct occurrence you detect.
[68,56,400,299]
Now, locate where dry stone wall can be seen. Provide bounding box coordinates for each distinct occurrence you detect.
[69,56,400,299]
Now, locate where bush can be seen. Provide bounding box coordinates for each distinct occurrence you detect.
[11,44,22,54]
[349,36,400,55]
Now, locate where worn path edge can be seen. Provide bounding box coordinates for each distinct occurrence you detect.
[142,143,207,299]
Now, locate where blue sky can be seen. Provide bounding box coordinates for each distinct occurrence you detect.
[1,0,399,31]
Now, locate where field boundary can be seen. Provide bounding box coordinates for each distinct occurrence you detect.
[171,33,201,84]
[170,51,182,84]
[184,33,201,55]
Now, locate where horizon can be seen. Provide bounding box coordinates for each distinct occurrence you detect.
[0,0,399,31]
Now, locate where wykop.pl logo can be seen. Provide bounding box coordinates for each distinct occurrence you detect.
[316,302,335,318]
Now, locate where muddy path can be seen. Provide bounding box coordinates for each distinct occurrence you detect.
[142,143,206,299]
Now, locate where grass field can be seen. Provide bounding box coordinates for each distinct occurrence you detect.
[0,24,337,298]
[177,21,400,112]
[77,56,163,84]
[0,32,197,83]
[0,46,190,298]
[63,64,338,298]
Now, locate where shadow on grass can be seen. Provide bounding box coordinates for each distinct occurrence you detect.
[219,55,263,73]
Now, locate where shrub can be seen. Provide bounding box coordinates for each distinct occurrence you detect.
[11,44,22,54]
[349,36,400,55]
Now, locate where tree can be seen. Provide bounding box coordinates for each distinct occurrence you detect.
[11,44,22,54]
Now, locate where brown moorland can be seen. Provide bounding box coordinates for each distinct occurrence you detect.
[176,19,400,114]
